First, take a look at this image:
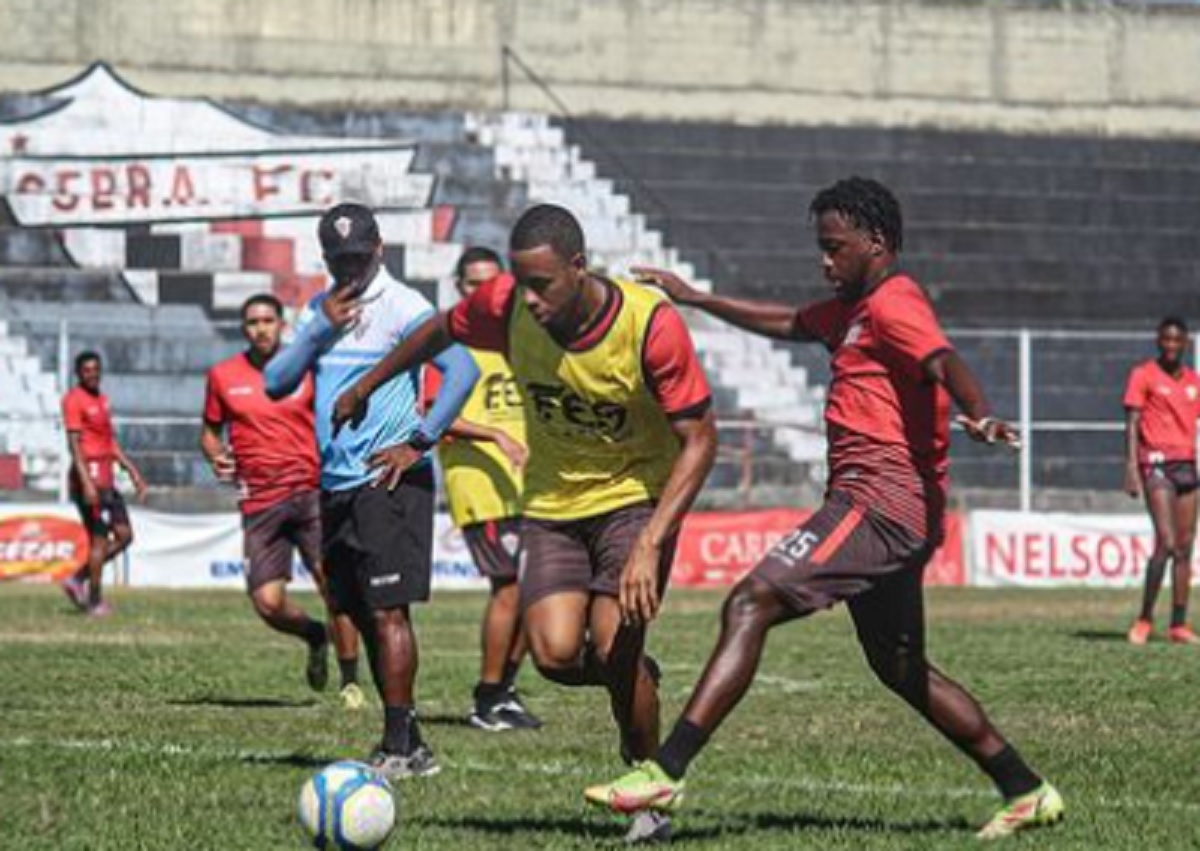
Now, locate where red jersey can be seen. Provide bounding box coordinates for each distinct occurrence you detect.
[447,273,712,419]
[62,386,117,490]
[795,274,952,542]
[1123,359,1200,464]
[204,352,320,515]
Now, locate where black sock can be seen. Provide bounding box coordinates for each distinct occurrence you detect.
[338,657,358,687]
[500,659,521,690]
[1171,605,1188,628]
[303,620,327,649]
[1140,556,1169,621]
[474,680,507,705]
[382,705,422,754]
[657,719,709,781]
[980,745,1041,799]
[88,582,101,608]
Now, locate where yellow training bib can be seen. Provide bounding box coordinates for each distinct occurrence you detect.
[438,349,525,527]
[509,277,680,521]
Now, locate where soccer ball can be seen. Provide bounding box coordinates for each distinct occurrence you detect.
[297,761,396,849]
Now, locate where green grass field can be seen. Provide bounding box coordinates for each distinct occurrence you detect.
[1,585,1197,850]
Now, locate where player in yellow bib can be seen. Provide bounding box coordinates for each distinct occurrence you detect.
[334,205,717,843]
[434,247,541,731]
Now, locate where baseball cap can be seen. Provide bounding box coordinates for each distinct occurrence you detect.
[318,202,381,258]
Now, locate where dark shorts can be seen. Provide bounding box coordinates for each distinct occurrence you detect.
[520,502,678,610]
[751,491,933,617]
[320,465,434,613]
[462,518,522,583]
[72,489,129,537]
[242,490,322,593]
[1141,460,1199,496]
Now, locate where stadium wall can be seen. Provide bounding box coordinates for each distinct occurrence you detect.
[1,0,1199,137]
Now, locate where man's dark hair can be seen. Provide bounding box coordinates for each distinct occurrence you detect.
[74,350,101,374]
[810,177,904,252]
[1160,316,1189,335]
[510,204,586,260]
[455,246,503,280]
[240,293,284,321]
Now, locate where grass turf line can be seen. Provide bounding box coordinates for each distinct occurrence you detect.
[0,585,1196,850]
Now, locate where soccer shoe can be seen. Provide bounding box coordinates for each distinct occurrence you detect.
[367,744,441,781]
[585,761,684,815]
[1167,625,1200,645]
[469,689,543,732]
[306,639,329,692]
[1127,618,1153,645]
[339,682,367,710]
[976,782,1065,840]
[623,810,673,845]
[86,601,114,618]
[61,577,89,612]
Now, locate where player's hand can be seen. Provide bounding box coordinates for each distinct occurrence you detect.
[321,286,363,330]
[1124,463,1143,499]
[367,443,423,491]
[956,415,1022,451]
[131,473,149,504]
[619,534,662,627]
[210,450,237,483]
[81,481,100,508]
[495,433,529,473]
[632,266,701,306]
[332,385,369,437]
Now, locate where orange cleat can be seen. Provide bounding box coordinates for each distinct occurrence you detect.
[1167,624,1200,645]
[1127,619,1153,645]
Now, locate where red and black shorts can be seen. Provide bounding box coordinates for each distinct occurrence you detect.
[242,490,322,593]
[1140,459,1199,496]
[520,502,678,610]
[751,491,933,617]
[461,517,522,583]
[72,488,130,538]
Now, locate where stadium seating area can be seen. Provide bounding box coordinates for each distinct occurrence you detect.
[1,69,1194,503]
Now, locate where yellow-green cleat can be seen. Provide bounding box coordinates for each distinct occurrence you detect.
[584,761,685,815]
[976,782,1065,840]
[339,682,367,711]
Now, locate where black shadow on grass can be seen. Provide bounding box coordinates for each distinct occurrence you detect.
[1071,630,1130,643]
[169,696,319,709]
[417,713,476,728]
[239,751,337,769]
[422,810,971,843]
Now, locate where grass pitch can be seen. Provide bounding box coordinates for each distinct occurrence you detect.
[1,585,1197,849]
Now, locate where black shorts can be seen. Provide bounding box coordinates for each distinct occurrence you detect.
[751,491,933,617]
[461,518,522,582]
[1141,460,1199,496]
[72,489,129,537]
[320,465,434,612]
[520,502,678,610]
[242,490,322,593]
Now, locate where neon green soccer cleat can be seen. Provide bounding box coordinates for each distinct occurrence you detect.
[339,682,367,711]
[976,782,1065,840]
[584,761,685,815]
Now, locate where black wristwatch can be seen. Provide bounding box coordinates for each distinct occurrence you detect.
[406,433,437,453]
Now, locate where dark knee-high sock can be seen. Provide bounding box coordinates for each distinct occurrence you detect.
[1140,555,1170,621]
[656,719,710,780]
[978,745,1042,799]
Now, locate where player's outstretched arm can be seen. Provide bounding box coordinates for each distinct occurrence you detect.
[332,312,456,431]
[632,266,814,342]
[1123,409,1142,498]
[620,409,718,626]
[925,350,1020,449]
[419,344,480,443]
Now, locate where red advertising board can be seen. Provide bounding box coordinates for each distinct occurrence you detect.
[671,509,965,588]
[0,514,91,582]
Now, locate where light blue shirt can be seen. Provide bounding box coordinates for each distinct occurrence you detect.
[265,268,478,492]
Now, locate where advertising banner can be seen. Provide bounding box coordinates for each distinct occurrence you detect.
[969,510,1191,588]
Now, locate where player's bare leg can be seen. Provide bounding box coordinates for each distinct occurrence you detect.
[525,591,599,686]
[589,595,660,761]
[1167,489,1198,642]
[83,531,113,613]
[470,577,540,731]
[309,558,363,705]
[249,579,333,692]
[364,604,438,778]
[1131,486,1177,643]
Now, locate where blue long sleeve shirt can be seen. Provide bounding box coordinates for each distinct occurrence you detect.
[265,269,478,492]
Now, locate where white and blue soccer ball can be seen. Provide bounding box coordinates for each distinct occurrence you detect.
[297,761,396,849]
